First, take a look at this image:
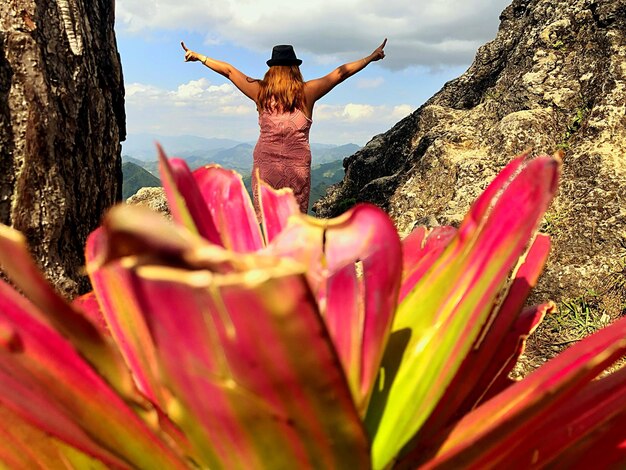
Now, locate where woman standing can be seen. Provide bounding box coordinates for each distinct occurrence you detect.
[182,39,387,214]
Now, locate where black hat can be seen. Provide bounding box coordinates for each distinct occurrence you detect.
[266,45,302,66]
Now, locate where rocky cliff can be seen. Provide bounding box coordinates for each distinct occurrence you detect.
[315,0,626,345]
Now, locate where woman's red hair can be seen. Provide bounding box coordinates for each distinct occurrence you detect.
[257,65,306,113]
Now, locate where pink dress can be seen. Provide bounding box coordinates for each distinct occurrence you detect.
[252,107,312,215]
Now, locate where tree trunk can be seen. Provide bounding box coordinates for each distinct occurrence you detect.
[0,0,125,297]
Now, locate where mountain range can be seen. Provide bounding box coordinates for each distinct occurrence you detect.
[121,134,242,161]
[122,133,358,213]
[121,162,160,200]
[122,133,359,169]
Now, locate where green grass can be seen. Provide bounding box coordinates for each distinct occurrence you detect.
[547,293,611,344]
[539,211,567,236]
[557,102,591,149]
[336,198,357,214]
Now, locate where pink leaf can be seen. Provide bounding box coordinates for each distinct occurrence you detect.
[456,153,526,241]
[447,234,553,412]
[495,364,626,468]
[476,302,553,404]
[400,225,457,302]
[258,178,300,244]
[157,145,222,244]
[267,204,402,411]
[0,280,185,469]
[85,226,164,406]
[193,165,265,251]
[72,291,110,337]
[427,315,626,469]
[396,235,553,467]
[0,402,93,470]
[127,259,370,468]
[324,205,403,411]
[368,155,560,469]
[0,225,132,396]
[0,225,102,342]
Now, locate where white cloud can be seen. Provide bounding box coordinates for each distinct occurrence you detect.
[116,0,511,68]
[124,79,414,145]
[310,103,415,144]
[220,105,253,116]
[314,103,415,124]
[175,79,210,99]
[125,79,259,140]
[391,104,415,119]
[128,78,256,114]
[343,104,376,121]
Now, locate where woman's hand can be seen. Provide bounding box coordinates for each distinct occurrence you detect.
[181,41,200,62]
[370,38,387,62]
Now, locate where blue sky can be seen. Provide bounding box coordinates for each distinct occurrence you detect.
[115,0,510,145]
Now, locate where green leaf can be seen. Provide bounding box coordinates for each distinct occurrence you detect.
[366,155,560,469]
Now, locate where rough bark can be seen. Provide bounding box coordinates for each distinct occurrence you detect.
[0,0,125,297]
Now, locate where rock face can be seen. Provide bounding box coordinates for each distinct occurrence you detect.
[315,0,626,316]
[126,187,170,218]
[0,1,125,296]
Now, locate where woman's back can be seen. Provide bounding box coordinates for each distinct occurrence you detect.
[257,107,312,154]
[253,107,313,214]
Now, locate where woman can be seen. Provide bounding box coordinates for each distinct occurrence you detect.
[181,39,387,214]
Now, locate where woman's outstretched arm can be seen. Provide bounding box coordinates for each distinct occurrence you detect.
[304,38,387,106]
[181,41,259,102]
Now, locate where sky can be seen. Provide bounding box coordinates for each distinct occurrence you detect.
[115,0,511,146]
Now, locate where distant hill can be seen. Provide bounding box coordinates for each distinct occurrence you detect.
[311,143,360,164]
[122,133,241,161]
[123,133,359,168]
[123,154,344,215]
[122,162,160,199]
[123,156,145,166]
[123,158,159,177]
[123,135,358,180]
[122,134,354,206]
[209,143,254,175]
[308,160,345,213]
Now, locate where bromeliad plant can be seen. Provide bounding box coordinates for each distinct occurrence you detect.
[1,148,626,469]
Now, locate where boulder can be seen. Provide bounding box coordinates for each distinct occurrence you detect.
[126,187,170,218]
